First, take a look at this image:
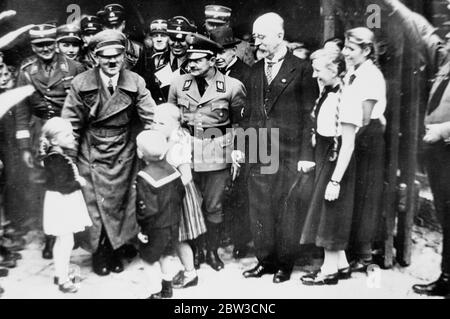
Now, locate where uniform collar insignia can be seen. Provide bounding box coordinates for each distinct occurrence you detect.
[30,64,38,75]
[216,80,225,92]
[183,79,192,91]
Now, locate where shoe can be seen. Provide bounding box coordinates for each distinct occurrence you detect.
[273,269,291,284]
[0,268,8,277]
[42,236,55,259]
[161,280,173,298]
[349,258,372,273]
[92,250,110,276]
[301,271,339,286]
[108,251,124,273]
[412,273,450,297]
[172,270,199,289]
[337,267,352,280]
[193,248,205,270]
[243,263,276,278]
[147,292,162,299]
[233,246,249,259]
[205,250,224,271]
[58,280,78,293]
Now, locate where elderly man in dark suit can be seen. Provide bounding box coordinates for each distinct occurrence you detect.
[240,12,318,283]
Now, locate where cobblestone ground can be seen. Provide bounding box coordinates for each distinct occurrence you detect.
[0,225,445,299]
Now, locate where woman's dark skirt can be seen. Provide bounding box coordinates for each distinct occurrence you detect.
[349,119,385,254]
[300,134,356,251]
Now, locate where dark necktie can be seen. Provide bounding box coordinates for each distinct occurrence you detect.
[197,77,207,97]
[348,74,356,85]
[265,61,276,85]
[44,63,54,77]
[107,79,114,96]
[428,75,450,115]
[171,58,178,71]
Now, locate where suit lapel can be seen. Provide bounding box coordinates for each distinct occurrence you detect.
[186,76,201,104]
[429,62,450,104]
[47,55,69,88]
[198,70,224,106]
[265,53,297,114]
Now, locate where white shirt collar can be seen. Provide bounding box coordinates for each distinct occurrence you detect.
[99,69,119,89]
[265,44,288,64]
[348,59,374,79]
[226,56,238,71]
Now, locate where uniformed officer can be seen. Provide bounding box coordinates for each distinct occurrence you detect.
[56,24,82,61]
[209,25,252,258]
[62,29,155,277]
[14,24,85,260]
[168,34,246,272]
[203,4,255,66]
[80,15,103,69]
[143,19,171,105]
[167,16,196,75]
[97,3,144,74]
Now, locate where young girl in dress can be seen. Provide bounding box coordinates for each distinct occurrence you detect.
[40,117,92,293]
[151,103,206,289]
[299,49,358,285]
[342,28,386,271]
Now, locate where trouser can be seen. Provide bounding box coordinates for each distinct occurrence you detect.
[424,141,450,274]
[193,169,229,250]
[247,162,308,271]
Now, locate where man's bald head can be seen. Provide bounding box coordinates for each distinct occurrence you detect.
[252,13,285,60]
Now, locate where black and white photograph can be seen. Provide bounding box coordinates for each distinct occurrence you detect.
[0,0,449,303]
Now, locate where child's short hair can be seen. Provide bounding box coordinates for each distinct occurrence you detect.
[39,117,73,156]
[136,130,169,161]
[154,103,182,123]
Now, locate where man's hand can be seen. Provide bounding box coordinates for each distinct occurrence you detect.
[22,150,34,168]
[231,150,245,167]
[325,182,340,201]
[297,161,316,173]
[423,124,443,144]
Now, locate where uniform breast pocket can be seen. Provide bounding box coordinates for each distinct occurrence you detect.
[211,101,229,121]
[81,91,98,108]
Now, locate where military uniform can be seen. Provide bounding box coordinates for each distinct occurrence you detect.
[168,33,246,271]
[80,15,103,69]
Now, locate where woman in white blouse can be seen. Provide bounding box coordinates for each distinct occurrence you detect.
[341,27,387,272]
[300,49,358,285]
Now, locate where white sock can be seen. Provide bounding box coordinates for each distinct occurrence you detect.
[53,234,74,283]
[337,250,349,270]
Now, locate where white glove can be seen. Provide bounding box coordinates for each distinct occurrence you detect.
[297,161,316,173]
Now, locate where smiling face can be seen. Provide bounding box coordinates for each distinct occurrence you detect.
[31,41,57,62]
[97,52,124,77]
[216,47,236,69]
[342,39,369,68]
[0,66,13,89]
[169,35,188,57]
[58,41,81,60]
[312,58,337,87]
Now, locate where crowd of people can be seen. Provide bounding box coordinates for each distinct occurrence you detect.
[0,0,449,298]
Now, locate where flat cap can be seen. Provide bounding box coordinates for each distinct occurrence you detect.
[204,5,231,24]
[91,29,126,56]
[187,33,222,60]
[29,24,56,44]
[57,24,81,43]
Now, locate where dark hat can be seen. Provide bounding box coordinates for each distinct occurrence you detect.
[167,16,196,40]
[97,3,125,27]
[204,5,231,25]
[80,15,103,35]
[209,26,240,48]
[150,19,168,35]
[91,29,126,56]
[56,24,81,43]
[186,33,222,59]
[29,24,57,44]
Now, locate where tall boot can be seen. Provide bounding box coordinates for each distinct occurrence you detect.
[205,222,224,271]
[190,237,205,270]
[42,235,55,260]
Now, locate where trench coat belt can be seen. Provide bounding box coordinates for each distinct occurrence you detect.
[89,126,128,138]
